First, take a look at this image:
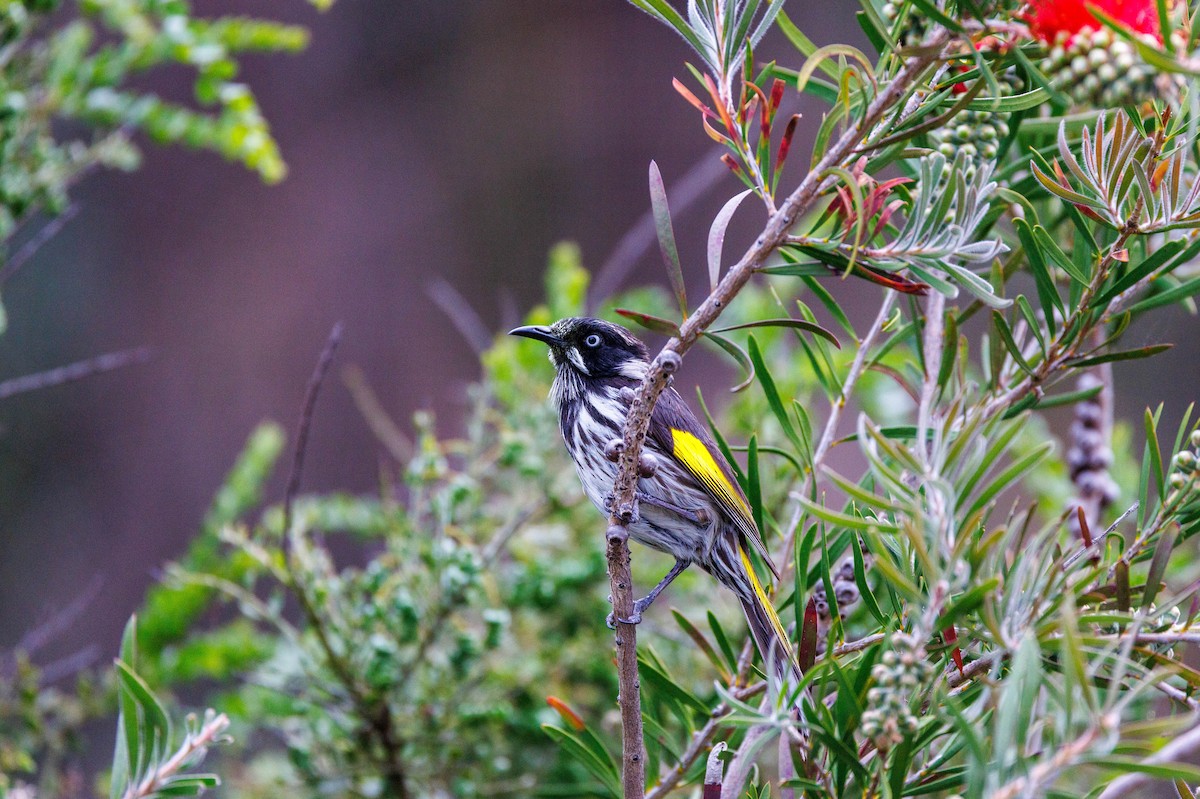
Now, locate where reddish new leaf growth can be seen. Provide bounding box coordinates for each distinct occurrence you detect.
[721,153,743,176]
[769,78,785,113]
[776,114,799,174]
[1152,158,1171,191]
[673,78,718,120]
[944,624,964,676]
[1053,159,1106,222]
[703,115,731,145]
[1076,506,1094,548]
[546,696,586,731]
[855,265,931,294]
[1026,0,1160,43]
[705,73,743,148]
[744,81,770,139]
[798,596,819,672]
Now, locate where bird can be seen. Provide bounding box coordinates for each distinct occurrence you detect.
[509,316,803,696]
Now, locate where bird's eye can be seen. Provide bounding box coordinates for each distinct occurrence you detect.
[584,334,602,348]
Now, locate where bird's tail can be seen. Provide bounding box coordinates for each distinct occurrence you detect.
[732,545,805,709]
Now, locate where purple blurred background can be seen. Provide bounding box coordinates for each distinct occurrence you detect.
[0,1,1194,669]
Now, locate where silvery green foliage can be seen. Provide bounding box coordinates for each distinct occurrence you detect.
[626,0,786,96]
[875,152,1010,306]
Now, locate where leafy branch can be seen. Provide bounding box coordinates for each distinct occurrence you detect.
[604,7,956,793]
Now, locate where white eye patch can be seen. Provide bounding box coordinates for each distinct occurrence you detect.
[566,347,590,374]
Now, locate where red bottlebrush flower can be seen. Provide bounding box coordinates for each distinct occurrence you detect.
[1026,0,1161,44]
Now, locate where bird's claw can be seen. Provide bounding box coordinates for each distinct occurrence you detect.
[606,610,644,629]
[604,492,639,524]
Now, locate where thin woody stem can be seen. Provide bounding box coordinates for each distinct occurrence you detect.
[123,713,230,799]
[603,34,952,798]
[984,117,1168,418]
[780,290,897,569]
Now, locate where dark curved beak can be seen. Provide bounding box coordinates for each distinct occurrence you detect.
[508,325,564,347]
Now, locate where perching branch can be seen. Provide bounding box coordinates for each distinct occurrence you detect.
[602,33,953,797]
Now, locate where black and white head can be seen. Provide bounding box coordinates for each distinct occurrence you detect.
[509,317,649,401]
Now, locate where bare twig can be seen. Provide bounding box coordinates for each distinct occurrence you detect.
[946,649,1006,689]
[342,364,413,463]
[988,722,1106,799]
[123,712,231,799]
[279,323,411,799]
[0,205,79,287]
[427,278,492,355]
[281,322,343,541]
[0,346,152,401]
[831,633,886,657]
[774,291,897,593]
[1096,715,1200,798]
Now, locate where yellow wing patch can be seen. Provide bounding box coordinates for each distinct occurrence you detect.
[670,427,779,579]
[670,428,751,518]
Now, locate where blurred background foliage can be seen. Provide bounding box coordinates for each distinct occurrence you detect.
[3,0,1200,797]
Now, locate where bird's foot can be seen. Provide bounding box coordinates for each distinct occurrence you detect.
[604,492,639,524]
[606,609,644,629]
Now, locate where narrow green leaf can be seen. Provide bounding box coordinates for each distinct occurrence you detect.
[1143,522,1178,610]
[614,307,680,336]
[936,579,1000,629]
[708,189,753,292]
[707,610,740,674]
[747,435,764,534]
[712,318,841,348]
[1082,756,1200,783]
[1128,276,1200,314]
[1014,218,1064,332]
[777,11,840,79]
[704,332,756,392]
[542,726,620,798]
[1033,224,1090,285]
[638,652,710,717]
[1066,344,1172,368]
[992,311,1034,375]
[648,161,687,317]
[800,279,855,338]
[671,609,731,681]
[1016,295,1047,356]
[747,335,806,455]
[1032,383,1104,410]
[851,535,886,625]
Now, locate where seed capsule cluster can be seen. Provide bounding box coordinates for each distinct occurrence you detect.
[813,551,866,654]
[1042,27,1179,108]
[880,2,928,48]
[1066,373,1118,538]
[1166,429,1200,505]
[861,631,934,751]
[927,70,1022,182]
